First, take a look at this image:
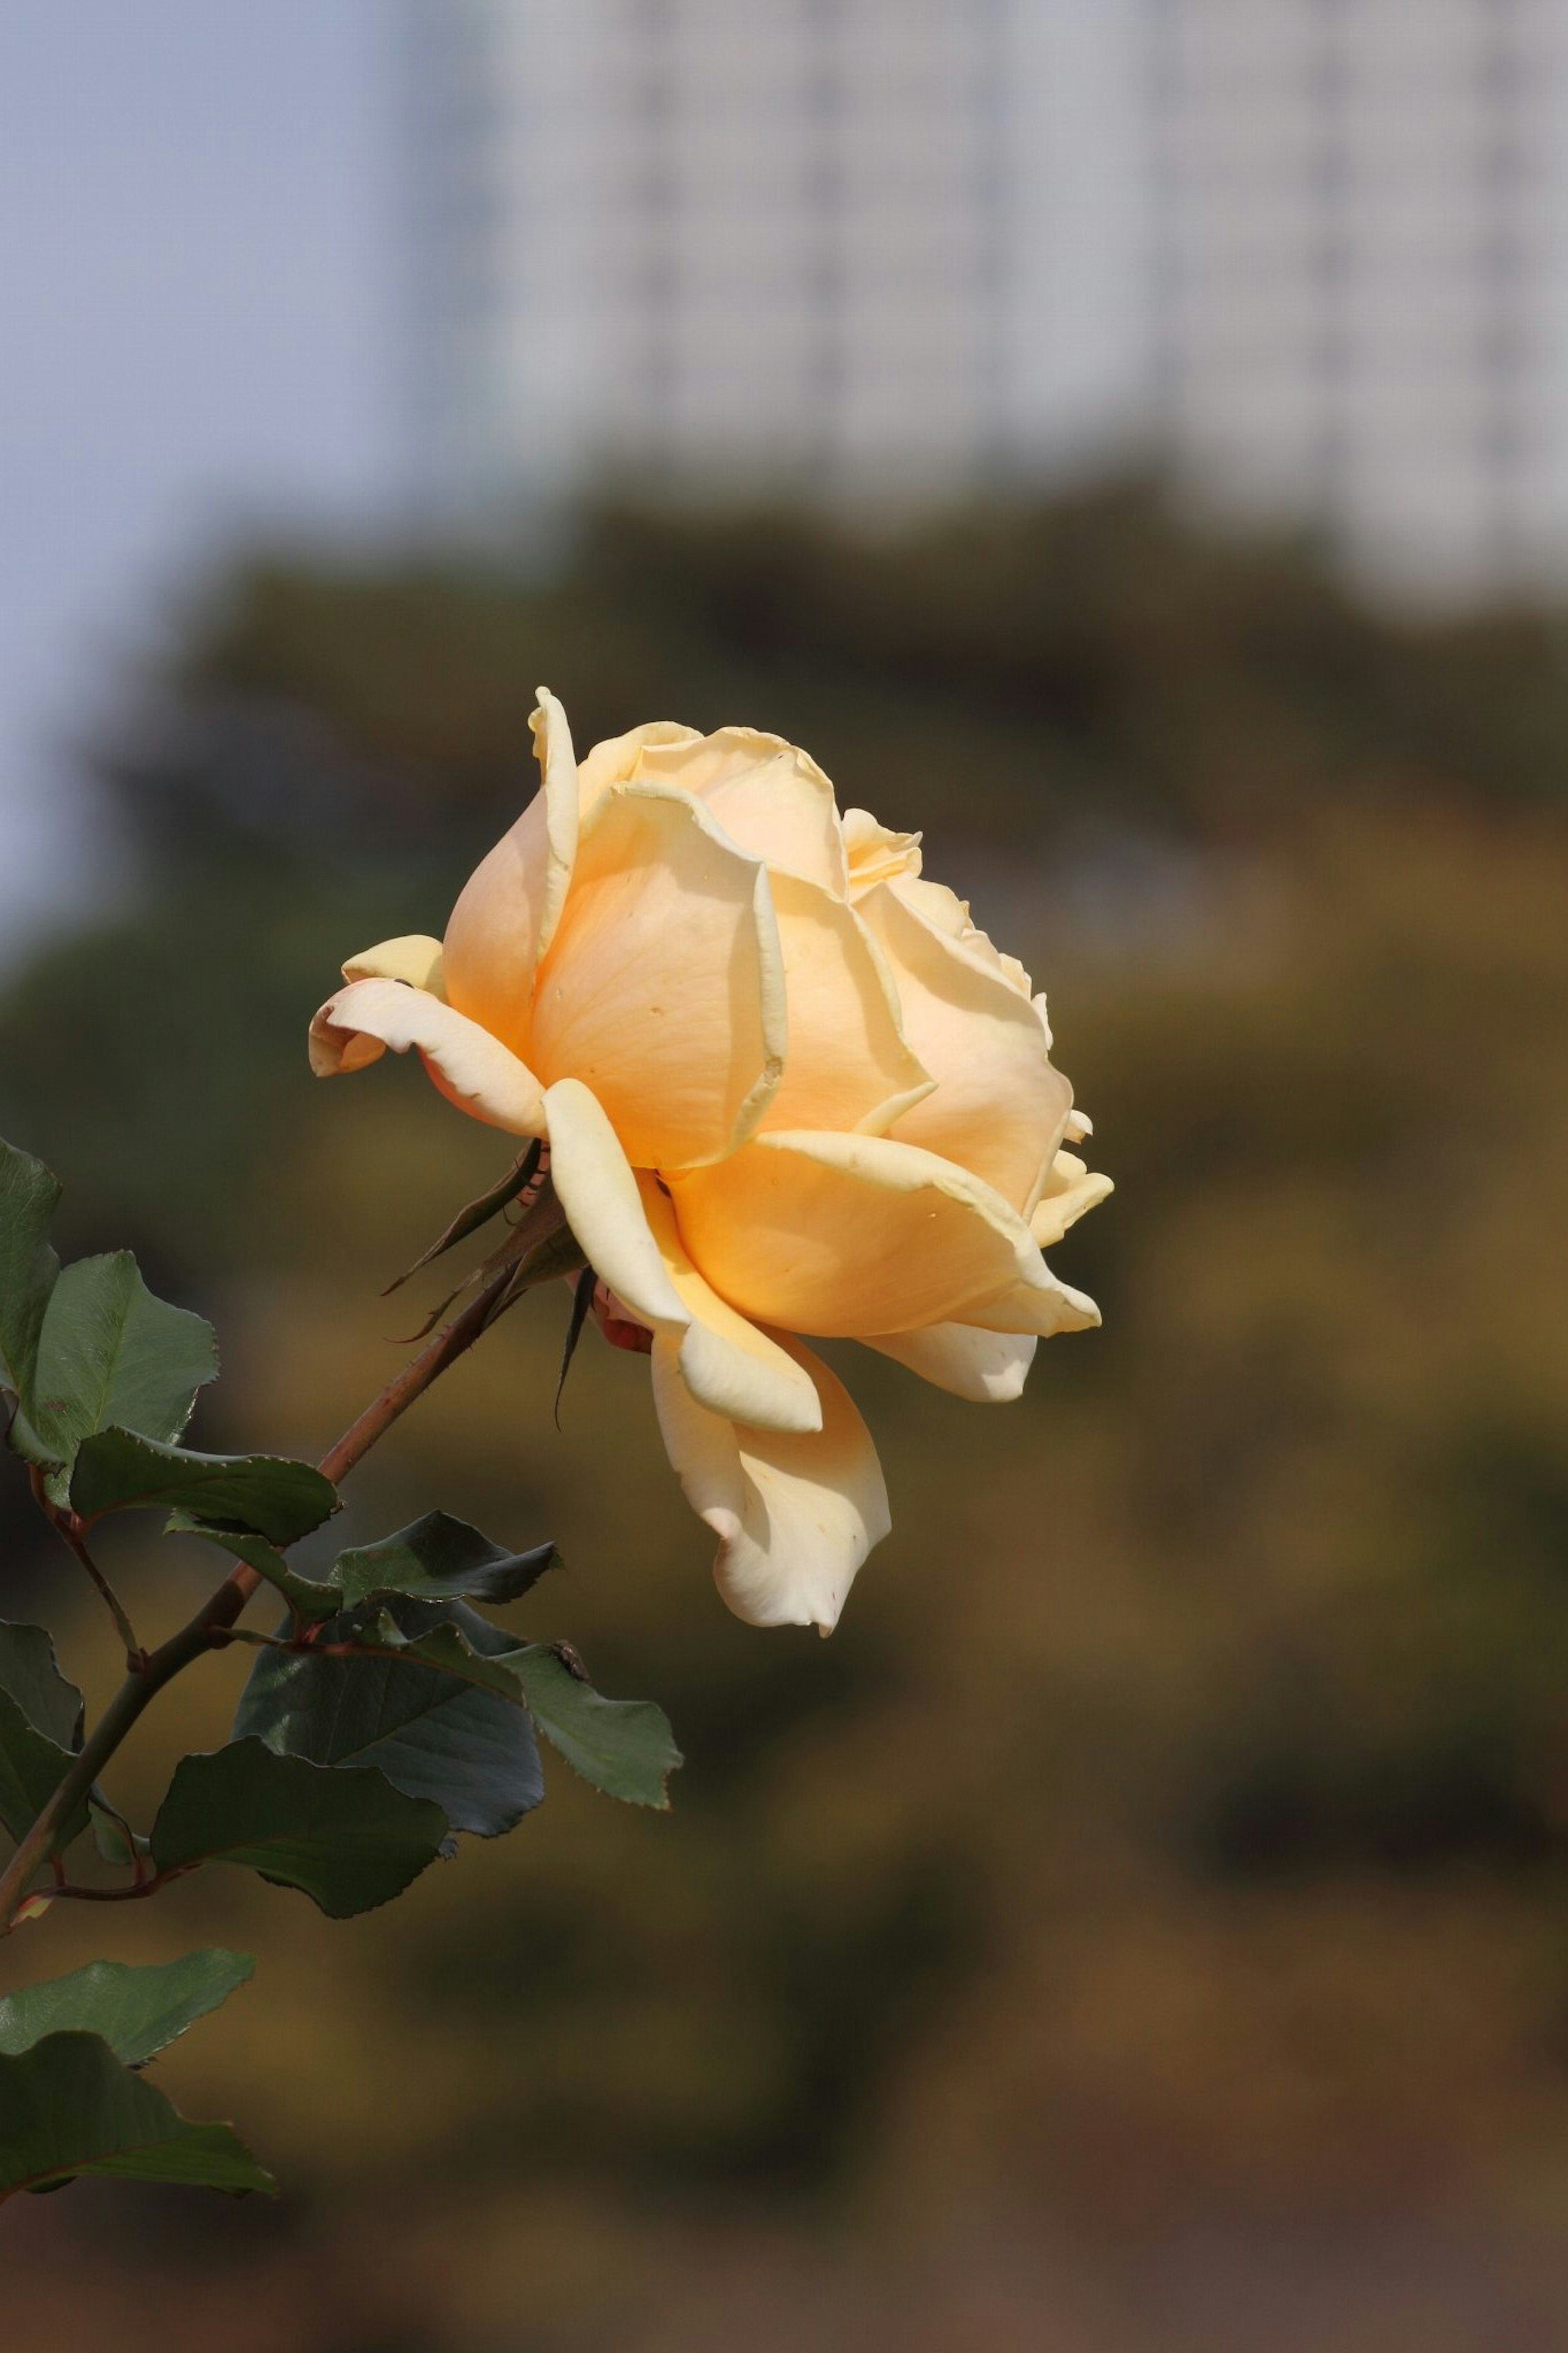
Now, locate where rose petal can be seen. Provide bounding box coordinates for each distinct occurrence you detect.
[842,807,923,898]
[1030,1152,1115,1248]
[635,728,847,893]
[891,874,1034,997]
[531,783,786,1169]
[860,1325,1037,1403]
[963,1273,1101,1338]
[667,1130,1056,1338]
[650,1329,890,1631]
[758,874,933,1139]
[859,879,1072,1211]
[637,1173,822,1432]
[578,720,702,818]
[544,1079,820,1434]
[441,685,580,1061]
[309,978,546,1134]
[341,935,447,994]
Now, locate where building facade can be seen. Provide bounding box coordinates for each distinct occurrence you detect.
[406,0,1568,597]
[1150,0,1568,595]
[404,0,1146,513]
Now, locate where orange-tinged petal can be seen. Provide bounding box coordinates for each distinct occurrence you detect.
[858,878,1071,1211]
[635,728,846,892]
[667,1130,1053,1338]
[543,1080,819,1433]
[441,686,579,1062]
[650,1329,889,1630]
[309,979,546,1134]
[637,1173,822,1432]
[757,874,932,1139]
[577,720,702,818]
[531,784,786,1170]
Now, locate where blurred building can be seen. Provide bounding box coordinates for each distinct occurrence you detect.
[1151,0,1568,595]
[403,0,1147,512]
[406,0,1568,598]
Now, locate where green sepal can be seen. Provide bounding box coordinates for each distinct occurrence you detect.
[0,1950,255,2068]
[149,1738,449,1917]
[383,1138,543,1294]
[0,2033,275,2198]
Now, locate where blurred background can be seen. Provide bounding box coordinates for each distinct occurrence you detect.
[5,3,1568,2347]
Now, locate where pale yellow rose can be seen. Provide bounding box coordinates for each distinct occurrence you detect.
[310,690,1110,1631]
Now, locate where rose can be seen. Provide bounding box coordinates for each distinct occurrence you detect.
[311,691,1110,1630]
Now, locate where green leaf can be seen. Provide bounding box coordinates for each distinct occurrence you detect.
[90,1793,147,1869]
[330,1513,559,1610]
[0,1622,83,1750]
[0,1951,254,2066]
[0,1624,87,1849]
[150,1739,448,1916]
[0,2033,274,2197]
[0,1137,60,1412]
[169,1523,333,1618]
[18,1253,216,1490]
[70,1427,338,1543]
[234,1601,545,1840]
[176,1509,558,1625]
[332,1603,681,1810]
[504,1642,682,1810]
[0,1690,79,1849]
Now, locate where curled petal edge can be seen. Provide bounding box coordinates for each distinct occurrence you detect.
[1030,1154,1115,1249]
[650,1329,890,1633]
[543,1077,821,1434]
[860,1324,1037,1403]
[529,685,580,964]
[342,935,448,994]
[309,977,547,1135]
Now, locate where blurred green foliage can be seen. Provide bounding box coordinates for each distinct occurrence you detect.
[5,484,1568,2349]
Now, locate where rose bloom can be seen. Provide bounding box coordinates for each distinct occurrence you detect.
[311,691,1110,1632]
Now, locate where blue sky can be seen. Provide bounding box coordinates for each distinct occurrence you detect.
[0,2,402,949]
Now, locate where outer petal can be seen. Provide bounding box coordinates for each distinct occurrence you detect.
[842,807,923,898]
[531,783,786,1169]
[963,1274,1101,1338]
[892,874,1035,998]
[1030,1152,1115,1248]
[543,1079,819,1433]
[441,685,580,1061]
[667,1130,1058,1338]
[635,728,847,893]
[577,720,701,818]
[758,874,933,1138]
[309,979,546,1134]
[860,878,1071,1212]
[342,935,447,994]
[650,1328,890,1632]
[860,1325,1037,1403]
[636,1171,822,1433]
